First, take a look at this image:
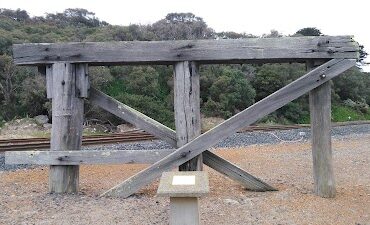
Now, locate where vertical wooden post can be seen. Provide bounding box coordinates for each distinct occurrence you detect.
[308,61,336,198]
[174,61,202,171]
[48,63,86,193]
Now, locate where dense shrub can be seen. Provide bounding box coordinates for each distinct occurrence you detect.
[201,65,255,118]
[114,93,175,128]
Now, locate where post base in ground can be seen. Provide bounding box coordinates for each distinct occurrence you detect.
[49,165,79,193]
[170,197,200,225]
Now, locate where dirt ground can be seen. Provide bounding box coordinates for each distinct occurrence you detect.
[1,134,369,225]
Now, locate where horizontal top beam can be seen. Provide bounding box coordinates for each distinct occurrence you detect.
[13,36,359,66]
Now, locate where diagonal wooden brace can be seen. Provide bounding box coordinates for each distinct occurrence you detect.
[90,88,177,146]
[100,59,355,198]
[89,87,275,191]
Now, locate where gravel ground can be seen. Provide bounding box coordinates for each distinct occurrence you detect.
[1,134,369,224]
[1,123,370,171]
[85,124,370,150]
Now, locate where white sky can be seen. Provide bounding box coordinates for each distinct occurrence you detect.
[1,0,369,71]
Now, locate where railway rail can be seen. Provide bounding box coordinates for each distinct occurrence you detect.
[0,130,155,151]
[1,121,369,152]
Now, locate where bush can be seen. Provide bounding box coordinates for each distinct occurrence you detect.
[332,105,369,122]
[125,66,160,98]
[333,68,370,105]
[89,66,114,89]
[114,93,175,128]
[343,99,369,113]
[19,75,48,117]
[201,65,256,118]
[276,101,309,124]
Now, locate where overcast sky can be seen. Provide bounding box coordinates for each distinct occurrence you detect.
[1,0,369,71]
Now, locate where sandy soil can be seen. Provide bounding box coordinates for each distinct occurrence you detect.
[1,135,369,225]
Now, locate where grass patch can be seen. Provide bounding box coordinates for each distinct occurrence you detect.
[29,131,50,138]
[332,105,370,122]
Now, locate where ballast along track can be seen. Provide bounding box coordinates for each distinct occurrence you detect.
[1,121,370,152]
[0,130,155,151]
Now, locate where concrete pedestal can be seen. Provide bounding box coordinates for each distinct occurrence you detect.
[157,171,209,225]
[170,197,199,225]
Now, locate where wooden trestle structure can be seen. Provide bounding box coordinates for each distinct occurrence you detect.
[6,36,359,198]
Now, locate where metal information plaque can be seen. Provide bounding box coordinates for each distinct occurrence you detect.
[172,175,196,186]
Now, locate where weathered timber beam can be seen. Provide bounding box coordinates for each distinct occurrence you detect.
[202,151,276,191]
[75,64,90,98]
[49,63,85,193]
[310,81,336,197]
[101,59,356,198]
[5,150,174,165]
[13,36,359,65]
[308,59,336,198]
[89,87,274,191]
[174,61,203,171]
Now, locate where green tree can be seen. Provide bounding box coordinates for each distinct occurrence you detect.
[0,54,18,119]
[216,31,256,39]
[253,63,305,100]
[0,8,30,22]
[89,66,114,89]
[252,63,308,123]
[0,54,44,120]
[46,8,107,28]
[295,27,322,36]
[333,68,370,105]
[262,30,283,38]
[201,66,256,118]
[114,93,175,128]
[125,66,160,98]
[151,13,214,40]
[19,74,47,116]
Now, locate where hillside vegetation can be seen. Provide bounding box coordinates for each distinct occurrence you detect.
[1,8,369,128]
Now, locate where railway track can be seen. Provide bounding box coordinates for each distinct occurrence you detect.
[1,121,370,152]
[0,130,156,151]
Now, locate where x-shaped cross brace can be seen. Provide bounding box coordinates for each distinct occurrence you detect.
[94,59,354,197]
[90,88,276,192]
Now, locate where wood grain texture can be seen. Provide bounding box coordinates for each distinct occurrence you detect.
[309,61,336,198]
[101,59,355,198]
[49,63,84,193]
[13,36,359,65]
[75,64,90,98]
[202,151,277,191]
[5,150,174,165]
[174,61,202,171]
